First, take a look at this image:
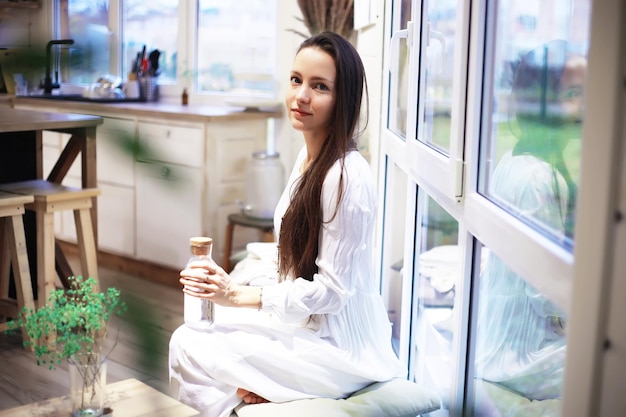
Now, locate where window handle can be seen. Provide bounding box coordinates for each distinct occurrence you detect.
[389,26,409,75]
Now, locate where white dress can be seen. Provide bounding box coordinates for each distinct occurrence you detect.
[169,147,406,417]
[474,151,568,400]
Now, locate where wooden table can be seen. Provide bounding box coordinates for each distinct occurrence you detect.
[0,108,103,296]
[0,378,199,417]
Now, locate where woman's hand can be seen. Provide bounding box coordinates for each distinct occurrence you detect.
[179,260,238,307]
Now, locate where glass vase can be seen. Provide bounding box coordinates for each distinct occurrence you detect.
[69,353,107,417]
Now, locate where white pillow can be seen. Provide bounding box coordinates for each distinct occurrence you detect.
[234,378,440,417]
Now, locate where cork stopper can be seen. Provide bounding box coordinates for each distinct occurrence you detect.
[189,237,212,256]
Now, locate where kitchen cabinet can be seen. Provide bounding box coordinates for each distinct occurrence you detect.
[13,99,278,272]
[134,118,268,267]
[98,182,135,256]
[95,118,136,256]
[135,120,204,267]
[208,120,269,254]
[42,118,137,256]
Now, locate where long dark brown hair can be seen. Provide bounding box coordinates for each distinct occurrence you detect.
[278,31,367,281]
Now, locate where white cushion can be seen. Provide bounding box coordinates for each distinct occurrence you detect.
[233,378,440,417]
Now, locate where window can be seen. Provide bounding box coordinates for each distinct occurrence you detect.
[196,0,277,95]
[122,0,179,83]
[417,0,459,154]
[478,0,590,248]
[58,0,277,97]
[410,193,459,408]
[470,242,567,415]
[61,0,111,84]
[387,0,411,139]
[380,0,592,415]
[379,159,411,359]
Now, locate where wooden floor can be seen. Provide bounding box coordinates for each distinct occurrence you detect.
[0,257,184,411]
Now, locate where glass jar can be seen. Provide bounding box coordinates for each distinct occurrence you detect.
[243,151,285,219]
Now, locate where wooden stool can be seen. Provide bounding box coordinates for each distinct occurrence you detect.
[0,180,100,308]
[0,191,36,337]
[222,213,274,272]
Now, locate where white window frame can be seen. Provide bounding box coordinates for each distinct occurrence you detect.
[378,0,595,414]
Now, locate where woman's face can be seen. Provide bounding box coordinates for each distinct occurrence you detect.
[557,55,586,124]
[285,46,336,139]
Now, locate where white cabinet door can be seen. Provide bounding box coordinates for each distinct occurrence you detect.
[97,182,135,256]
[135,162,203,268]
[135,120,205,269]
[97,118,136,187]
[95,117,137,256]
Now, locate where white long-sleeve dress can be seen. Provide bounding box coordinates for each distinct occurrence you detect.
[474,151,568,401]
[169,147,406,417]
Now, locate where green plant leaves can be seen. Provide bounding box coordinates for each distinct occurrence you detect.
[3,276,127,369]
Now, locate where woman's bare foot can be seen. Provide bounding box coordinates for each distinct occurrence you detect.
[236,388,269,404]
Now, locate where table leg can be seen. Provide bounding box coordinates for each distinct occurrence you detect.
[81,126,98,243]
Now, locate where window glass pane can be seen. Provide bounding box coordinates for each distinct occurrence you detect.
[63,0,111,84]
[387,0,412,139]
[410,193,459,413]
[196,1,277,94]
[123,0,178,83]
[471,242,566,416]
[380,161,409,356]
[418,0,460,153]
[478,0,591,247]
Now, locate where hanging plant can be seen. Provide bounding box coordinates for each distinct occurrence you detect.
[289,0,355,39]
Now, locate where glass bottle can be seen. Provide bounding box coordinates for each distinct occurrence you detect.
[181,88,188,105]
[184,236,215,329]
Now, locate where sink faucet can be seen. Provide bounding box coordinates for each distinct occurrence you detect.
[40,39,74,94]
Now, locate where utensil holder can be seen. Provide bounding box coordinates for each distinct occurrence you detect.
[140,76,159,102]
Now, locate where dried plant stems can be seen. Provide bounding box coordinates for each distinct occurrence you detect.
[292,0,355,39]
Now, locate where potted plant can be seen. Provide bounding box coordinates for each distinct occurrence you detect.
[5,275,127,417]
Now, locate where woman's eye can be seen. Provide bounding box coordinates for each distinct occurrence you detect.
[559,86,583,100]
[290,76,301,85]
[316,83,329,91]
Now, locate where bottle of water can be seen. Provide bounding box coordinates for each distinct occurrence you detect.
[184,237,215,329]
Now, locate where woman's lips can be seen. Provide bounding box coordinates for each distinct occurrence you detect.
[291,108,311,116]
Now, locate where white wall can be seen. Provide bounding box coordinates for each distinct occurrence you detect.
[274,1,309,174]
[275,1,386,179]
[0,4,52,48]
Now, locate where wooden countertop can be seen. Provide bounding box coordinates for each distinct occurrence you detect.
[12,96,282,123]
[0,108,103,133]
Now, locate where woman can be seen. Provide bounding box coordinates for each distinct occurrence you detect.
[169,31,406,417]
[475,40,585,402]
